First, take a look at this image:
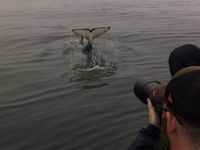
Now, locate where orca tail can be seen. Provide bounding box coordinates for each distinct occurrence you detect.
[72,27,111,44]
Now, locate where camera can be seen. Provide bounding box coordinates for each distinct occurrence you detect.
[134,78,163,113]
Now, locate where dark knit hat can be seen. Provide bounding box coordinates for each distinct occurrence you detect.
[154,66,200,127]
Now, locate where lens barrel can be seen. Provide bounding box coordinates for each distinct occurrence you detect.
[134,79,161,104]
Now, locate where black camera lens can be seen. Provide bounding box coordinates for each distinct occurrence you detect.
[134,79,161,104]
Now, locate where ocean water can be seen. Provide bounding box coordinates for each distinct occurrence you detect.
[0,0,200,149]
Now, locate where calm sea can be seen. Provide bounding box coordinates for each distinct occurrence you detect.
[0,0,200,149]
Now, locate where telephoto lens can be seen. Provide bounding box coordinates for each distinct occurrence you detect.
[134,79,161,104]
[134,78,166,125]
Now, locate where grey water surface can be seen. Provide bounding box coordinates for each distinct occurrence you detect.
[1,0,200,149]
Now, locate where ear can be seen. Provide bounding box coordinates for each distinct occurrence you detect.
[166,112,177,135]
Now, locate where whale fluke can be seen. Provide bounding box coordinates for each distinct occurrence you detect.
[72,27,111,44]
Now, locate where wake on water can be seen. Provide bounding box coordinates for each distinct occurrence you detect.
[63,37,118,82]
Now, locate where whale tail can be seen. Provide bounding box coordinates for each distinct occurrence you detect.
[72,27,111,44]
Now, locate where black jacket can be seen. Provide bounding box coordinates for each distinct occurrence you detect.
[128,124,160,150]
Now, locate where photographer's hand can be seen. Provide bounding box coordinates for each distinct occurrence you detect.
[147,98,160,128]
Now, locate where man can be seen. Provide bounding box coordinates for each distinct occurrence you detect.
[128,44,200,150]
